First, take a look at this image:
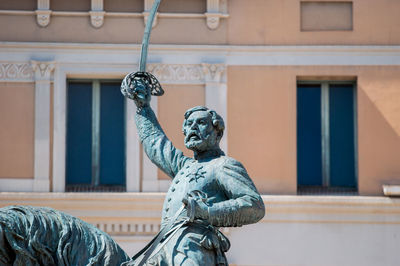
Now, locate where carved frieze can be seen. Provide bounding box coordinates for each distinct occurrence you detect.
[147,64,204,83]
[0,63,34,81]
[94,221,230,236]
[146,64,225,84]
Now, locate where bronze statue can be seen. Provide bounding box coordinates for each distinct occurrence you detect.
[121,74,265,265]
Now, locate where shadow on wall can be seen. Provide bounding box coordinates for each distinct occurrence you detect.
[358,85,400,195]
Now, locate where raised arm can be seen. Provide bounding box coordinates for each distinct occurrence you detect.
[135,105,188,178]
[123,75,188,178]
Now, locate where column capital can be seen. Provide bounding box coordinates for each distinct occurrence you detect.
[202,63,225,83]
[30,60,55,81]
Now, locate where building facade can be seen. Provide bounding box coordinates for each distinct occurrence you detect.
[1,0,400,265]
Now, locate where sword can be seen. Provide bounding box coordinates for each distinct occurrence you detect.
[121,0,164,101]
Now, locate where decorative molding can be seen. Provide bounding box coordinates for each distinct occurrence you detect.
[91,0,104,11]
[90,0,105,28]
[202,63,225,83]
[207,0,220,12]
[89,11,105,28]
[36,0,51,27]
[93,222,229,236]
[37,0,50,10]
[205,0,226,30]
[0,63,34,81]
[146,63,226,84]
[31,60,55,80]
[95,222,161,236]
[147,64,212,84]
[35,10,51,27]
[205,13,222,30]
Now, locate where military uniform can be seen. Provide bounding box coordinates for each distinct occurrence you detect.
[133,106,265,265]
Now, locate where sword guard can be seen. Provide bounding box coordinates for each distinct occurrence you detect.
[121,71,164,100]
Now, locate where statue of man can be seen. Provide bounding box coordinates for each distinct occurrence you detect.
[128,79,265,265]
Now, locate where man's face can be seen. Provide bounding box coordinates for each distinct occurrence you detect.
[183,111,219,152]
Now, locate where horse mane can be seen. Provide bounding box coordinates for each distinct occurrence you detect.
[0,205,130,265]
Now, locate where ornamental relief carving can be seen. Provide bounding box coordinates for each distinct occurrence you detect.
[90,11,105,28]
[0,63,34,81]
[31,61,55,80]
[36,10,51,27]
[147,64,225,84]
[0,63,225,83]
[94,221,229,236]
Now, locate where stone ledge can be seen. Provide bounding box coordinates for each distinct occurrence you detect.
[383,185,400,196]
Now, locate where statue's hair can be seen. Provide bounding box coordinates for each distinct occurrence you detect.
[182,106,225,139]
[0,205,130,265]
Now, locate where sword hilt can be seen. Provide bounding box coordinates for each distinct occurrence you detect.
[120,71,164,101]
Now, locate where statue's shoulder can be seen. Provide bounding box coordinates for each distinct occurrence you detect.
[216,155,247,172]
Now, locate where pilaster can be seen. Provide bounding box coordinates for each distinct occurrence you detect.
[202,63,228,152]
[31,60,55,192]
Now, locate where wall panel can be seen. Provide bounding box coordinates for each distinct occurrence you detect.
[0,82,34,179]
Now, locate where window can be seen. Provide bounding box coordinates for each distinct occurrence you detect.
[66,80,126,192]
[297,81,357,194]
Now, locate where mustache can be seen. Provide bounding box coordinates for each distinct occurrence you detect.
[185,131,201,142]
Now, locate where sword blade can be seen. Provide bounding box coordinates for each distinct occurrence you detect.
[139,0,161,72]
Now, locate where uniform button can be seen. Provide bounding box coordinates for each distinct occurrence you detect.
[165,207,169,212]
[168,198,172,202]
[175,179,180,184]
[171,187,176,192]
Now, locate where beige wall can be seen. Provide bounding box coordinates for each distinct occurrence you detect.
[104,0,143,13]
[157,84,205,179]
[158,0,206,13]
[1,0,399,45]
[227,66,400,195]
[0,82,34,179]
[51,0,90,12]
[228,0,400,45]
[0,15,227,44]
[0,0,36,11]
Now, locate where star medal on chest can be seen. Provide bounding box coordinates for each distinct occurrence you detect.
[187,165,206,183]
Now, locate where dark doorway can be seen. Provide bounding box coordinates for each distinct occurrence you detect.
[297,82,357,195]
[66,80,126,192]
